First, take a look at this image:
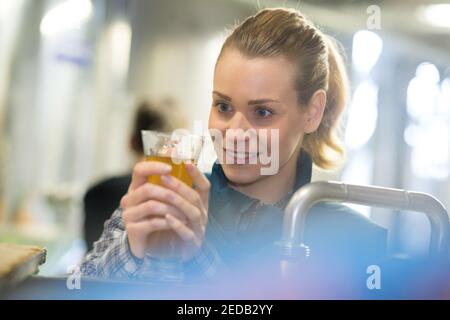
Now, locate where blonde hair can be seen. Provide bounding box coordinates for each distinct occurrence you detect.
[218,8,349,169]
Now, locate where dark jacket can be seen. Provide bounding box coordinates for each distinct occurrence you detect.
[84,175,131,251]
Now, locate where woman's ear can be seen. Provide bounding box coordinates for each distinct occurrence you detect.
[303,89,327,134]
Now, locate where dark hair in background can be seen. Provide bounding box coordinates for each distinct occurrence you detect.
[130,101,167,155]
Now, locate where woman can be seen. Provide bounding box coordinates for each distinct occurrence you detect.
[81,8,386,281]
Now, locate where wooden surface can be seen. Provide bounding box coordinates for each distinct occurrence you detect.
[0,243,46,292]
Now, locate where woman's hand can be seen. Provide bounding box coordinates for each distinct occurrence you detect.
[120,161,210,260]
[160,164,210,261]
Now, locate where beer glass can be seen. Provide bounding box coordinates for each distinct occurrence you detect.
[141,130,203,260]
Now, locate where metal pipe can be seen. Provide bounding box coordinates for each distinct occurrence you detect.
[279,181,450,258]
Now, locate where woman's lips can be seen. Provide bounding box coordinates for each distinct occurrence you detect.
[223,148,259,162]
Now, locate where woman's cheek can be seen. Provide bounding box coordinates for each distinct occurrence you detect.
[276,128,299,163]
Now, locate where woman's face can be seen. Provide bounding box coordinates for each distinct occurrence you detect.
[208,48,318,185]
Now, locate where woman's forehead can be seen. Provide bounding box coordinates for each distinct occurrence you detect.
[214,49,297,99]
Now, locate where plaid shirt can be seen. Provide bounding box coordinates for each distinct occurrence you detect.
[80,207,221,282]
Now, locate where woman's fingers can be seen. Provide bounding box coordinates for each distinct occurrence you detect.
[126,217,171,258]
[128,161,172,192]
[127,217,170,236]
[165,214,198,244]
[158,174,207,231]
[121,182,202,223]
[122,200,187,224]
[160,174,203,209]
[122,182,183,209]
[166,214,202,261]
[122,182,170,208]
[186,164,211,208]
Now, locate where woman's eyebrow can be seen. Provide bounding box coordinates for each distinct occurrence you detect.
[213,92,281,105]
[248,98,281,105]
[213,91,232,101]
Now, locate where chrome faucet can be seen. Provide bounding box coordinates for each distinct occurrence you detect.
[278,181,450,259]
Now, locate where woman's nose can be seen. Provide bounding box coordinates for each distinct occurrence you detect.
[224,112,258,150]
[226,112,251,131]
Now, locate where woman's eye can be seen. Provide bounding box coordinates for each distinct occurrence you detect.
[216,102,232,113]
[255,107,274,119]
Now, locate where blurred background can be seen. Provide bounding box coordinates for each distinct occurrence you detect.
[0,0,449,276]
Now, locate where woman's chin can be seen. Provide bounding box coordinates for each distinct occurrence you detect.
[221,163,261,185]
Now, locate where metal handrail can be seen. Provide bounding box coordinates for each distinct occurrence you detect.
[279,181,450,259]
